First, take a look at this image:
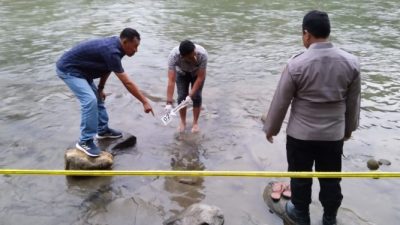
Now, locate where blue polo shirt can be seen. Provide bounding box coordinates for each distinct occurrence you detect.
[56,36,125,79]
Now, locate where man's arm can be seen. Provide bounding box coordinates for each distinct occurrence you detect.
[97,73,111,101]
[166,69,176,104]
[344,70,361,139]
[189,68,206,98]
[98,73,111,90]
[263,65,296,143]
[115,72,154,115]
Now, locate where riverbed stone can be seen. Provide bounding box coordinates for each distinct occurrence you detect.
[367,159,380,170]
[65,148,113,170]
[96,132,137,155]
[378,159,391,166]
[163,203,224,225]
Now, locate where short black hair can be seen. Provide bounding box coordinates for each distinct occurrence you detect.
[179,40,195,56]
[302,10,330,38]
[120,28,141,41]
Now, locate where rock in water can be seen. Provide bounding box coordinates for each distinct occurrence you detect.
[164,203,224,225]
[263,182,294,225]
[378,159,391,166]
[96,132,137,155]
[367,159,379,170]
[65,148,113,170]
[111,135,136,150]
[263,182,375,225]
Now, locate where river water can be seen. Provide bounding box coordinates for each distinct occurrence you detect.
[0,0,399,224]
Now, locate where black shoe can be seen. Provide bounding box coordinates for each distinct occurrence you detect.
[322,214,337,225]
[285,201,311,225]
[96,128,123,139]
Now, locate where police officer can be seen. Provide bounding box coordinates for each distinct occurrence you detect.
[263,10,361,225]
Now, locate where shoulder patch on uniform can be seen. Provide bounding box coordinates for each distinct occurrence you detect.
[338,47,354,55]
[290,52,304,59]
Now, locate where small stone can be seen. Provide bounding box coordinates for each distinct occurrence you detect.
[367,159,380,170]
[378,159,391,166]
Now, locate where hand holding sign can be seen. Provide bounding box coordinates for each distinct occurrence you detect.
[160,97,192,126]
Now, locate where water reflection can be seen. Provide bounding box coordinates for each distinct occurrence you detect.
[362,75,400,113]
[164,132,205,211]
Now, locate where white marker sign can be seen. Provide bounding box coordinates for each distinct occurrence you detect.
[160,99,192,126]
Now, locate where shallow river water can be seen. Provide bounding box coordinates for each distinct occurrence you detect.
[0,0,399,224]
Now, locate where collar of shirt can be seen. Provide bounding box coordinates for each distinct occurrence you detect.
[309,42,333,49]
[114,36,125,58]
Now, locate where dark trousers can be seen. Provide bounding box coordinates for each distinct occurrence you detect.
[176,72,204,108]
[286,135,343,215]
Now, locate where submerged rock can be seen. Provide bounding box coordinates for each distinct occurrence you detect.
[378,159,391,166]
[65,148,113,170]
[80,195,164,225]
[164,203,224,225]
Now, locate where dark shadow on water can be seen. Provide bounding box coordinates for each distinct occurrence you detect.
[65,176,115,223]
[65,175,113,190]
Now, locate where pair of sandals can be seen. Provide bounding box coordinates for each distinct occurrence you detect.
[270,182,291,201]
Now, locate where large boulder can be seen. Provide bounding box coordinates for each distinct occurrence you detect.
[163,203,224,225]
[64,132,136,170]
[65,148,113,170]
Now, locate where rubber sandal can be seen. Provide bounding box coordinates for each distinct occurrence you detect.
[270,182,285,201]
[282,183,291,199]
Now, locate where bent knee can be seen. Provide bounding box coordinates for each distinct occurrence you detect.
[191,95,202,107]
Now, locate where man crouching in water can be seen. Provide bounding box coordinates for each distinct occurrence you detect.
[165,40,208,133]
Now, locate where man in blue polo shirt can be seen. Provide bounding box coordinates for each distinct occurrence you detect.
[56,28,154,157]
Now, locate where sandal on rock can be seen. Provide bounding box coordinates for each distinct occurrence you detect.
[270,182,286,201]
[282,183,291,199]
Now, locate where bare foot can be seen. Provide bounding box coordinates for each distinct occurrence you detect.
[178,122,186,133]
[191,124,200,133]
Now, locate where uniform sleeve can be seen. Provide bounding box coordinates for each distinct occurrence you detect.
[106,53,124,73]
[345,65,361,136]
[263,65,296,135]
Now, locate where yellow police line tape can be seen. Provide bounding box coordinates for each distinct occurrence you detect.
[0,169,400,178]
